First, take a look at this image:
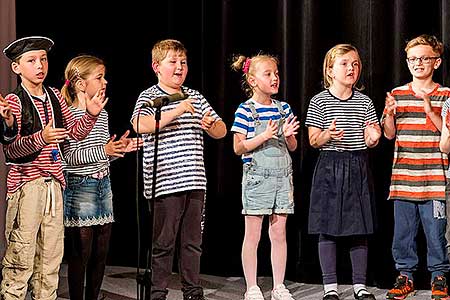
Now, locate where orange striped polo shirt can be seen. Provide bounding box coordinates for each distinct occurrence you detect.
[388,83,450,202]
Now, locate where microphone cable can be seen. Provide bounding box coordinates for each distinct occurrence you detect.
[135,109,142,300]
[135,109,151,300]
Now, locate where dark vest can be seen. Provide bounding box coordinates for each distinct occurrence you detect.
[6,85,64,164]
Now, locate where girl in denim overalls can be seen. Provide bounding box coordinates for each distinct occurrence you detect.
[231,54,300,300]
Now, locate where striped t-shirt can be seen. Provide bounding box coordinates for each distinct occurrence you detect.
[131,85,221,199]
[442,98,450,179]
[305,89,378,151]
[62,108,110,175]
[231,98,293,163]
[387,83,449,202]
[4,85,97,193]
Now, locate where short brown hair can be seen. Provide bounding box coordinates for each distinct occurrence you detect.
[405,34,443,55]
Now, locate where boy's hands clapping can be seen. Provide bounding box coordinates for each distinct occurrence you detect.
[415,89,433,114]
[0,94,14,127]
[42,120,68,144]
[385,92,397,115]
[176,99,195,115]
[201,111,215,130]
[446,109,450,129]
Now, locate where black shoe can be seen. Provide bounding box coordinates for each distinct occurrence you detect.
[183,295,205,300]
[323,291,340,300]
[183,294,206,300]
[354,289,376,300]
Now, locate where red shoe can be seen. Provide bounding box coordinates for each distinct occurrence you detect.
[386,275,415,299]
[432,276,449,299]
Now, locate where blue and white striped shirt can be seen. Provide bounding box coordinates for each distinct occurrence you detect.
[131,85,220,199]
[231,98,293,163]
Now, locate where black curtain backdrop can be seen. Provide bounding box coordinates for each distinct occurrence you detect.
[10,0,450,289]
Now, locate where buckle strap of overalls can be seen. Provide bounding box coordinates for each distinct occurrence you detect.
[273,100,286,130]
[248,99,287,128]
[247,100,261,126]
[44,178,56,217]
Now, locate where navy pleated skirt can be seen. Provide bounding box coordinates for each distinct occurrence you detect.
[308,150,377,236]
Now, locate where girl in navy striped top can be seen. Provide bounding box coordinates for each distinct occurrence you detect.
[61,55,141,300]
[305,44,381,300]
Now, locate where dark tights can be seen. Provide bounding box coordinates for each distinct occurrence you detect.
[66,223,112,300]
[318,234,368,285]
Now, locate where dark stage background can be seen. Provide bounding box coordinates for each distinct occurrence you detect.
[11,0,450,289]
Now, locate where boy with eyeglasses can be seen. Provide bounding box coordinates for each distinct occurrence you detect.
[383,34,450,300]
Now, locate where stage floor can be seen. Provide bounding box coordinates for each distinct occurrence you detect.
[53,265,432,300]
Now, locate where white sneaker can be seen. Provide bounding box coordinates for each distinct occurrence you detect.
[245,285,265,300]
[271,284,294,300]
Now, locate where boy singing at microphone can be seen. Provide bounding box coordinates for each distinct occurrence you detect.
[130,39,226,300]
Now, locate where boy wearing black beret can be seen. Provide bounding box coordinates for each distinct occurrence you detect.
[1,36,108,300]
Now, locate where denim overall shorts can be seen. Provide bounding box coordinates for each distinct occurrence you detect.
[241,100,294,215]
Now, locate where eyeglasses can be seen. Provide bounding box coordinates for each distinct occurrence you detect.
[406,56,440,65]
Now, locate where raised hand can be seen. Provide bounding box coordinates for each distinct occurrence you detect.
[176,99,195,115]
[104,134,126,157]
[416,89,432,114]
[365,121,381,141]
[119,130,143,153]
[262,119,279,140]
[86,89,108,117]
[446,109,450,129]
[328,119,344,140]
[283,116,300,138]
[0,94,14,127]
[201,111,215,130]
[385,92,397,115]
[41,119,68,144]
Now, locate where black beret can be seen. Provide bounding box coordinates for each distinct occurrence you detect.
[3,36,54,61]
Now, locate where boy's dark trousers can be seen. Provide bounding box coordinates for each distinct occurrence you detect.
[150,190,205,300]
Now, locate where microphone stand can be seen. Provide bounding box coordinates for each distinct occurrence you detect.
[136,105,163,300]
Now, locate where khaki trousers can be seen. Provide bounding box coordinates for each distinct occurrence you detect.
[1,177,64,300]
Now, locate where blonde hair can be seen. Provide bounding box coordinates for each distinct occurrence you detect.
[405,34,443,55]
[61,55,104,107]
[323,44,363,90]
[230,53,279,97]
[152,39,187,64]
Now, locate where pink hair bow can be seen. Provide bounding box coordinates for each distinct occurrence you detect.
[242,58,251,74]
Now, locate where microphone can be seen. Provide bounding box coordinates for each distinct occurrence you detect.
[141,92,188,108]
